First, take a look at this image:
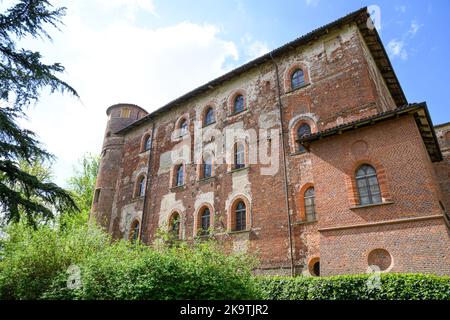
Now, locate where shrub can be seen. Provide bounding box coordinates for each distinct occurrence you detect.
[0,218,111,300]
[258,273,450,300]
[0,219,260,300]
[43,241,260,300]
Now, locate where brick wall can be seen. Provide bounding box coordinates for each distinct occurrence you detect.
[93,22,450,276]
[309,116,450,275]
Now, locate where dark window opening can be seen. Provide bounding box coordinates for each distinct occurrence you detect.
[233,95,245,114]
[304,187,316,221]
[204,107,215,126]
[234,143,245,170]
[356,164,382,205]
[235,201,246,231]
[93,189,100,203]
[130,221,140,242]
[297,123,311,152]
[138,176,145,197]
[176,165,184,186]
[200,208,211,235]
[291,69,305,90]
[312,261,320,276]
[171,213,180,239]
[203,156,212,178]
[179,119,188,136]
[144,136,151,151]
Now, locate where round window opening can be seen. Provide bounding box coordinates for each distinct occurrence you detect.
[308,258,320,276]
[312,261,320,276]
[368,249,392,271]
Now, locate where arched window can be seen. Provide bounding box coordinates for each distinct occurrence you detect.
[175,164,184,186]
[179,118,188,136]
[144,135,151,151]
[137,176,146,197]
[312,261,320,276]
[304,187,316,221]
[170,213,180,239]
[200,207,211,235]
[355,164,382,205]
[233,94,245,114]
[234,143,245,170]
[129,220,140,242]
[297,123,311,152]
[291,68,305,90]
[204,107,215,126]
[234,201,246,231]
[203,155,213,178]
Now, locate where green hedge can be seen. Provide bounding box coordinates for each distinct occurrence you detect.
[258,274,450,300]
[0,220,259,300]
[2,219,450,300]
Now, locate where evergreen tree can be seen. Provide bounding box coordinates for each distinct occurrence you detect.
[0,0,79,226]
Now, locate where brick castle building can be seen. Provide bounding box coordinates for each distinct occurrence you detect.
[90,8,450,276]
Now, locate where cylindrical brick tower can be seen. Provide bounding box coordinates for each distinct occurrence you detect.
[90,103,148,231]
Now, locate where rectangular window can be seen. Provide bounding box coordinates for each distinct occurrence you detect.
[93,189,101,203]
[305,197,316,221]
[120,108,131,118]
[235,210,246,231]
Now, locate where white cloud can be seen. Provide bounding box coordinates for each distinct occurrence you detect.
[395,5,407,13]
[18,1,240,186]
[387,20,421,61]
[305,0,319,7]
[245,40,270,60]
[408,20,421,37]
[387,39,408,60]
[241,33,269,60]
[94,0,157,19]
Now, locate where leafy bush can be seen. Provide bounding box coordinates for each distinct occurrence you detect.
[43,241,259,300]
[0,217,259,300]
[0,215,111,300]
[258,273,450,300]
[2,214,449,300]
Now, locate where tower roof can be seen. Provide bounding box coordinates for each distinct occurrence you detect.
[106,103,149,116]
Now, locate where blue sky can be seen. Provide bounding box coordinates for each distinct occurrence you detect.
[3,0,449,184]
[151,0,448,124]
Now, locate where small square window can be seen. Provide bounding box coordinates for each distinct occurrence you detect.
[120,108,131,118]
[93,189,101,203]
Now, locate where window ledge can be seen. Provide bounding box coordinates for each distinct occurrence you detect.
[350,201,394,210]
[227,109,249,118]
[293,219,318,226]
[290,150,309,157]
[170,184,187,192]
[195,233,213,239]
[172,132,190,142]
[285,82,310,94]
[202,121,216,128]
[227,229,251,235]
[198,176,216,183]
[228,166,249,174]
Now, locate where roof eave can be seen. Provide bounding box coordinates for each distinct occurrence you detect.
[298,103,443,162]
[116,7,407,135]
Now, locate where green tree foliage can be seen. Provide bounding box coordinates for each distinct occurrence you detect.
[67,153,99,213]
[0,156,57,226]
[0,0,79,226]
